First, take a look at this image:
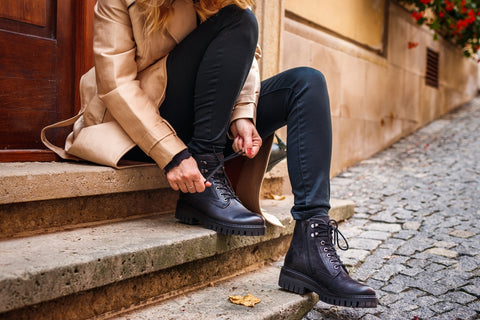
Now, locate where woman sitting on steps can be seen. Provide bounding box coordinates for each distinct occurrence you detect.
[42,0,378,309]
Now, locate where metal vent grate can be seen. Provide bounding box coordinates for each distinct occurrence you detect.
[426,48,439,88]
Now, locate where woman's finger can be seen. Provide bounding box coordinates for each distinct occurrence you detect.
[186,183,196,193]
[232,135,243,153]
[169,181,179,191]
[178,182,189,193]
[193,177,205,193]
[243,132,253,155]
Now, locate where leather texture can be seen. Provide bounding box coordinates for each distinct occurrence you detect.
[175,152,266,236]
[279,216,378,308]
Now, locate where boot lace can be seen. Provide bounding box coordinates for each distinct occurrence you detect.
[311,219,349,271]
[203,151,243,202]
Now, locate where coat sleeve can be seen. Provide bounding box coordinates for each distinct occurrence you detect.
[230,45,262,125]
[94,0,186,169]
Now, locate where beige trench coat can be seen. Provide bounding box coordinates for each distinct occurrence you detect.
[42,0,279,222]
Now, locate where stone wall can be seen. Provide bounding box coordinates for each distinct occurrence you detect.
[281,1,478,176]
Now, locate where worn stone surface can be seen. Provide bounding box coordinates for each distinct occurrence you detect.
[303,98,480,319]
[0,237,292,320]
[0,209,292,314]
[268,196,355,223]
[0,162,168,204]
[0,195,353,316]
[0,189,179,240]
[111,263,318,320]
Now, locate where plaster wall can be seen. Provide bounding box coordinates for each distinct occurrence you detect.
[282,2,478,176]
[285,0,386,51]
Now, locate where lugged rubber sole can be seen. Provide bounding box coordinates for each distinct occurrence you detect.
[278,266,378,308]
[175,200,266,236]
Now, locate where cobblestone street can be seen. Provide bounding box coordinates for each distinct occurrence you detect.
[304,97,480,320]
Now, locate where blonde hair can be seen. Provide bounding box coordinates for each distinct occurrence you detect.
[137,0,254,35]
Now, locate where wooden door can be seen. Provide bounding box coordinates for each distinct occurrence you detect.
[0,0,79,161]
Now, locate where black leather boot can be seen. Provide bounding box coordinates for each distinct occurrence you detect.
[279,215,377,308]
[175,152,266,236]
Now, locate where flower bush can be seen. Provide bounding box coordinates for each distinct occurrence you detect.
[398,0,480,57]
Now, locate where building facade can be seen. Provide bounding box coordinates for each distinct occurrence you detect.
[0,0,477,176]
[260,0,478,176]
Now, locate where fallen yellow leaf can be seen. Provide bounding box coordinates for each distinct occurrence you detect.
[228,293,261,307]
[267,193,285,200]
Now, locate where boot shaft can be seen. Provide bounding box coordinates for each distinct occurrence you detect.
[284,216,347,278]
[193,152,225,177]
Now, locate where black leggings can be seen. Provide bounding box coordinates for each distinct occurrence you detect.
[161,5,332,220]
[160,4,257,154]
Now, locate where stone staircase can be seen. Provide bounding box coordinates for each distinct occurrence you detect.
[0,161,354,320]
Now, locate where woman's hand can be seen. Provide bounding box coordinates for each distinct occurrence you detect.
[166,157,212,193]
[230,118,262,159]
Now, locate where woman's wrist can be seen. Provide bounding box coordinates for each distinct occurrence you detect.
[164,149,192,174]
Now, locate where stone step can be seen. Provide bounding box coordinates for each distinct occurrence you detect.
[0,162,169,204]
[0,162,176,240]
[0,197,354,320]
[107,261,318,320]
[0,161,291,240]
[0,198,295,319]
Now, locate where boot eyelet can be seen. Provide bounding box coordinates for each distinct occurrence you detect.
[310,233,315,238]
[323,247,328,252]
[320,240,326,245]
[311,223,315,228]
[326,253,331,257]
[334,265,339,270]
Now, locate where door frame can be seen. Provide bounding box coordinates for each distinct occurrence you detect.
[0,0,95,162]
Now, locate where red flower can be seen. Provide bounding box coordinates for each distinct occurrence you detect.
[408,41,419,49]
[445,0,455,11]
[461,0,466,6]
[412,11,424,21]
[439,11,445,18]
[467,9,475,23]
[420,0,430,3]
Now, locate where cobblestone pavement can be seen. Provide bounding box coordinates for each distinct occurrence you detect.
[303,97,480,320]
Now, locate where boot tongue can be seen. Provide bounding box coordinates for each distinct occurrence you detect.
[194,152,224,172]
[309,217,350,274]
[194,152,241,202]
[309,218,349,250]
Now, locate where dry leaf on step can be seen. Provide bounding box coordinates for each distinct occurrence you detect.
[267,193,285,200]
[228,293,261,307]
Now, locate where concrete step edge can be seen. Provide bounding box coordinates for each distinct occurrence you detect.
[0,161,289,205]
[108,262,318,320]
[0,162,169,204]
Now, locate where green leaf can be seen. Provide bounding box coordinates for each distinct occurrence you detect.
[430,19,441,30]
